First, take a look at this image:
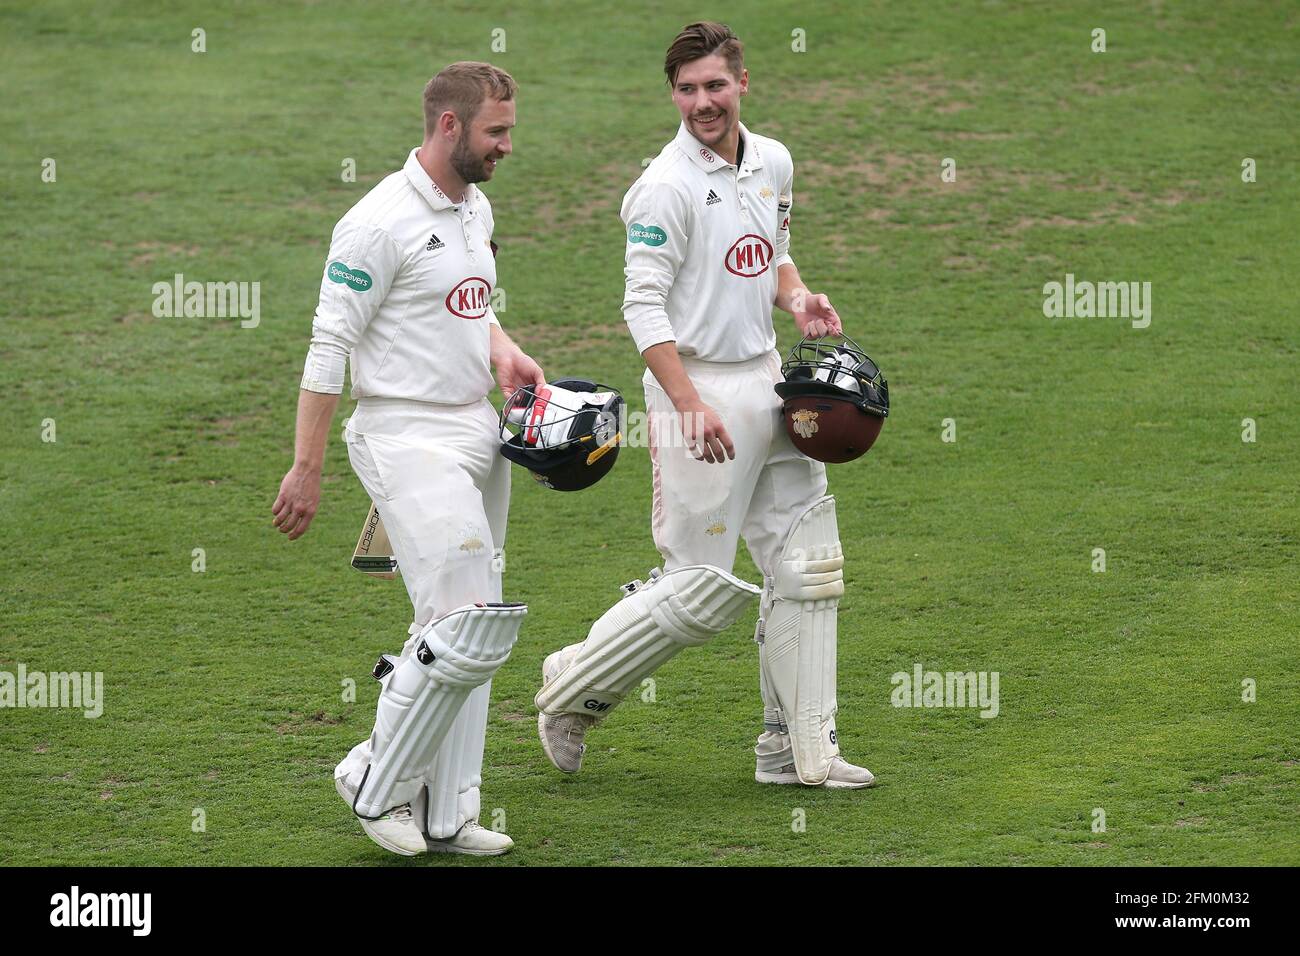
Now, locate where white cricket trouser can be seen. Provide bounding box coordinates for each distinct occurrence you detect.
[334,397,510,838]
[646,351,828,728]
[646,351,827,576]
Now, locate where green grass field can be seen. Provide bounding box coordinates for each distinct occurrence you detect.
[2,0,1297,866]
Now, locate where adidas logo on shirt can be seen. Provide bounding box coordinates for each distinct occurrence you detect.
[425,232,444,251]
[705,189,722,206]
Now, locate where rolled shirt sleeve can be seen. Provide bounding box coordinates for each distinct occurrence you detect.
[300,219,402,394]
[621,179,690,354]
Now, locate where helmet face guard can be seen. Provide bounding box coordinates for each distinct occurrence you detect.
[499,378,624,491]
[774,335,889,463]
[774,334,890,417]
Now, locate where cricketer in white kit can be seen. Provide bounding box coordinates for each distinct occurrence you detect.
[273,63,546,856]
[534,22,875,790]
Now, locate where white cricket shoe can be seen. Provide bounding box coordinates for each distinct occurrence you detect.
[753,731,876,789]
[424,821,514,856]
[335,774,427,856]
[536,649,596,774]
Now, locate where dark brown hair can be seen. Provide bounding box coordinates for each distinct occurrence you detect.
[663,21,744,86]
[423,61,517,136]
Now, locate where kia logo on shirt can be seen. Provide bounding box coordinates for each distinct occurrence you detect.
[445,277,492,319]
[724,234,774,277]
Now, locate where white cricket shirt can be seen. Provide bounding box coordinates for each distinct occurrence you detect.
[621,121,795,362]
[301,148,501,405]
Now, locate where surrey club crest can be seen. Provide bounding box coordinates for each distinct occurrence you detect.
[458,522,486,554]
[791,409,820,439]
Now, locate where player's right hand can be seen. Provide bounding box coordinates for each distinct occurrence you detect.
[272,466,322,540]
[793,291,842,340]
[678,399,735,464]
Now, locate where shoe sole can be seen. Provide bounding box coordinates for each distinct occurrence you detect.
[424,836,513,857]
[335,775,423,856]
[754,770,876,790]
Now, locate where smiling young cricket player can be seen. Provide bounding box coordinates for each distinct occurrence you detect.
[533,22,875,789]
[273,62,546,856]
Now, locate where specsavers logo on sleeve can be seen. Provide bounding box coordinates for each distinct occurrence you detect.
[327,261,373,292]
[628,223,667,246]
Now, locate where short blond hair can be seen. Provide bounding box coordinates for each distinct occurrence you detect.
[423,62,517,136]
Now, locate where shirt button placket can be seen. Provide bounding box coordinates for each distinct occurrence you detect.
[462,208,477,262]
[736,167,750,221]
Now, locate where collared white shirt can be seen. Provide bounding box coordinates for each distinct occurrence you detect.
[620,121,794,362]
[301,148,501,405]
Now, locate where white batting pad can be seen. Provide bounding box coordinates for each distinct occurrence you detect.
[758,496,844,785]
[352,602,526,819]
[535,565,759,718]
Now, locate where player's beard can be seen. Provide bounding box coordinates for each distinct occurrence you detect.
[690,108,732,146]
[451,128,493,184]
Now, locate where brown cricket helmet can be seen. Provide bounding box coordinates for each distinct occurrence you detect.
[774,335,889,463]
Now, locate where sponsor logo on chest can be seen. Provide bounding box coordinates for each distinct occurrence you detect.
[724,234,774,277]
[445,276,492,319]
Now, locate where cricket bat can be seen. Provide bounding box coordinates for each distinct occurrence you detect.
[351,501,399,578]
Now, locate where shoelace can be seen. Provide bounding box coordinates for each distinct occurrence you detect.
[384,805,414,824]
[565,714,594,750]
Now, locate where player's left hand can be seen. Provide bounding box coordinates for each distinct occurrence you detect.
[493,344,546,401]
[793,291,842,339]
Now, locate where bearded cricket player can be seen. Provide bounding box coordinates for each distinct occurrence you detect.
[533,22,875,789]
[273,62,547,856]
